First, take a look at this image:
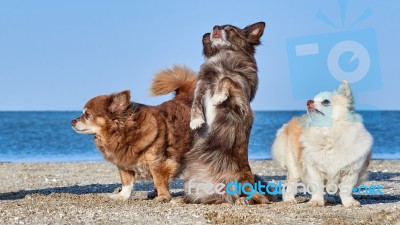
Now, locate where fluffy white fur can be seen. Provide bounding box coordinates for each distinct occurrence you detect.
[271,81,372,207]
[204,90,217,126]
[190,117,205,130]
[210,29,231,48]
[110,184,133,200]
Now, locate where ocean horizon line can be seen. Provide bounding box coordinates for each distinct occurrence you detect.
[0,111,397,162]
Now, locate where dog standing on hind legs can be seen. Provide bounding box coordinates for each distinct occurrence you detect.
[175,22,275,205]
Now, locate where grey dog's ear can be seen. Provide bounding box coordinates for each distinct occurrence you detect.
[336,80,354,111]
[244,22,265,45]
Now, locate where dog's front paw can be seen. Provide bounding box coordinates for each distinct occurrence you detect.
[190,117,205,130]
[342,198,361,207]
[211,92,228,105]
[154,195,171,203]
[235,197,249,205]
[109,186,131,201]
[250,193,271,204]
[307,199,325,207]
[283,198,298,204]
[109,192,130,201]
[170,196,186,204]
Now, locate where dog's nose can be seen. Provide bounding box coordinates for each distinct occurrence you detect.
[213,25,222,31]
[71,119,77,127]
[307,100,314,106]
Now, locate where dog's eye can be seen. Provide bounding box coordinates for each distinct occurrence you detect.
[85,113,93,120]
[322,100,330,105]
[226,27,236,35]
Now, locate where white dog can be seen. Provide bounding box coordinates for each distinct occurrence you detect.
[271,81,372,207]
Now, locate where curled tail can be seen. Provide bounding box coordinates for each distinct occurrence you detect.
[150,65,197,100]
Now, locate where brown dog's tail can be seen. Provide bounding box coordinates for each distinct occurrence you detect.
[150,65,197,100]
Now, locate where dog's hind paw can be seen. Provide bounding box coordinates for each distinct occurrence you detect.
[307,199,325,207]
[170,196,186,204]
[342,199,361,207]
[154,195,172,203]
[190,117,205,130]
[250,193,271,204]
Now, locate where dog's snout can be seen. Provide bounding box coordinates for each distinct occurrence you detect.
[71,119,77,127]
[212,26,223,39]
[307,100,314,106]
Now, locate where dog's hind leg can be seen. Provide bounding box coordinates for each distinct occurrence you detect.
[149,165,174,203]
[211,77,233,105]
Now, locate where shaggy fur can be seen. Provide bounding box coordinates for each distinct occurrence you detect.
[271,81,373,207]
[179,22,274,204]
[71,66,196,202]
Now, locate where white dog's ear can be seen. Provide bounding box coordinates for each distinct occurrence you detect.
[336,80,354,111]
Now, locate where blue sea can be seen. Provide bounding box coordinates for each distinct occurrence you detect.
[0,111,399,162]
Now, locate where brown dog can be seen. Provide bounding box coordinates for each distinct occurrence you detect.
[71,66,196,202]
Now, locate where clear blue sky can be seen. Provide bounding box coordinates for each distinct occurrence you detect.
[1,0,399,111]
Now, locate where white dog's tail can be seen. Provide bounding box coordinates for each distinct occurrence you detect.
[271,117,303,170]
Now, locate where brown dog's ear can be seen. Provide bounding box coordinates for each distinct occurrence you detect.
[244,22,265,45]
[202,33,211,45]
[109,90,131,113]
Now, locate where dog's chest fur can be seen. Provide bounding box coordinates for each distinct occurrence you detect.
[301,122,371,181]
[199,51,256,126]
[131,157,152,180]
[94,137,153,179]
[200,54,224,127]
[203,89,216,126]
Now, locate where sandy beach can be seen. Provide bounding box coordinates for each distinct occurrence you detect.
[0,160,399,224]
